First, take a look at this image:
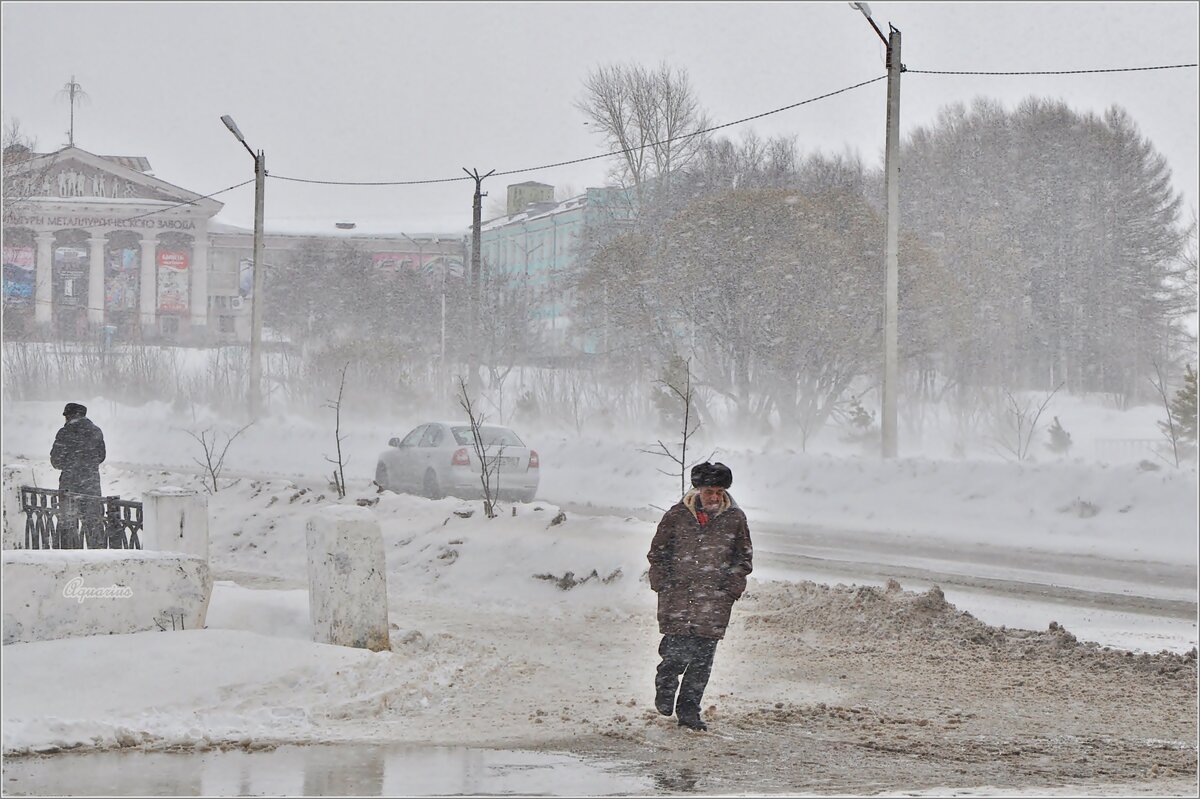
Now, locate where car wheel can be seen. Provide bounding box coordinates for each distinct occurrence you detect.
[423,469,444,500]
[519,490,537,503]
[375,463,392,492]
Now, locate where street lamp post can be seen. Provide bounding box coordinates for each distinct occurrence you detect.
[850,2,902,458]
[221,115,266,418]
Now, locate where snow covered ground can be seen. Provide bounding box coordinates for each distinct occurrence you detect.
[1,394,1196,794]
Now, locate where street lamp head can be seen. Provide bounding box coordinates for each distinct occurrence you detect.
[220,115,245,143]
[849,2,888,45]
[849,2,873,19]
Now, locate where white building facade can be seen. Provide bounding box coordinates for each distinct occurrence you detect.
[3,146,465,345]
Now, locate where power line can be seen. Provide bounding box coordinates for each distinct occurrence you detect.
[117,178,256,222]
[265,62,1197,189]
[908,63,1198,76]
[269,75,889,187]
[492,74,889,179]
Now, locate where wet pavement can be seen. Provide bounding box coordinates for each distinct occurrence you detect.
[1,743,653,796]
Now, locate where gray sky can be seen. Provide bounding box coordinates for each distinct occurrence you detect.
[2,2,1197,235]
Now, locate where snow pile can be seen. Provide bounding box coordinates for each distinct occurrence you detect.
[743,579,1198,680]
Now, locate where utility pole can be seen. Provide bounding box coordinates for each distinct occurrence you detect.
[221,115,267,418]
[249,147,266,418]
[463,168,495,397]
[850,3,902,458]
[881,23,902,459]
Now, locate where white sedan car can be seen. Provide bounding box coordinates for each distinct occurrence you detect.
[375,421,540,502]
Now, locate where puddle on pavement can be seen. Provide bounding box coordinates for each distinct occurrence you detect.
[1,743,653,796]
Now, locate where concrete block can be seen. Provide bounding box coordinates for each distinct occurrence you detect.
[143,488,209,560]
[305,506,390,651]
[2,549,213,644]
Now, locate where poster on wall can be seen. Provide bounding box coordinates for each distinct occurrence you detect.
[372,252,419,272]
[105,247,139,311]
[2,246,35,306]
[53,246,88,307]
[156,249,189,313]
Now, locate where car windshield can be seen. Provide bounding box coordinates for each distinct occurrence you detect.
[450,426,525,447]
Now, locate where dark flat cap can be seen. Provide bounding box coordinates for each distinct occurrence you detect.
[63,402,87,417]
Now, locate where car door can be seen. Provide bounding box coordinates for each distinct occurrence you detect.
[417,423,445,482]
[390,425,426,491]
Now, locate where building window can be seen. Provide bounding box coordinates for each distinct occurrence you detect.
[218,315,235,334]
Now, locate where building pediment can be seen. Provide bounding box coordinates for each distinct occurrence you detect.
[6,146,222,217]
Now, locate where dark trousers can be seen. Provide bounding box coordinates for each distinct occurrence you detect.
[60,493,104,549]
[655,634,719,715]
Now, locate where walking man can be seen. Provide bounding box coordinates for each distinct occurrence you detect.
[50,402,106,548]
[647,461,753,731]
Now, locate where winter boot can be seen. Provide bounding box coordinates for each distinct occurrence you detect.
[676,708,707,731]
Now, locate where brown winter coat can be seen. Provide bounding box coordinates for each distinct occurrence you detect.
[647,490,754,639]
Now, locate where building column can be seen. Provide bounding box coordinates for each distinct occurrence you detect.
[34,233,54,325]
[189,231,208,341]
[88,235,106,327]
[140,234,157,335]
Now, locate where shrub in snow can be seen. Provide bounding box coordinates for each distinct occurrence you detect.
[1045,416,1073,455]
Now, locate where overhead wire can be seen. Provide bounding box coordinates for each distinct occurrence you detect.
[114,178,257,222]
[10,62,1196,314]
[907,63,1198,76]
[13,61,1197,231]
[269,74,890,187]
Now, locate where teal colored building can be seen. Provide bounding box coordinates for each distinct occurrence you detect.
[481,185,633,356]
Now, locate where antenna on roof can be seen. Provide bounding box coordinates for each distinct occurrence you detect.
[56,76,89,148]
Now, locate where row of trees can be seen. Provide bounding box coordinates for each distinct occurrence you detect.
[261,236,547,413]
[262,64,1191,440]
[564,62,1196,433]
[897,98,1195,401]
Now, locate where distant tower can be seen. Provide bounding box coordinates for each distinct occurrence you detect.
[57,76,89,147]
[506,182,554,216]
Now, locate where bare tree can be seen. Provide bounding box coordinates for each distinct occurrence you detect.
[577,61,710,206]
[989,384,1063,462]
[640,357,711,499]
[456,375,500,519]
[323,363,350,498]
[184,423,254,493]
[1149,360,1197,467]
[3,118,56,226]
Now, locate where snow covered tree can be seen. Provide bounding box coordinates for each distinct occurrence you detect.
[1045,415,1073,455]
[899,97,1190,402]
[1171,365,1198,444]
[1158,364,1197,461]
[264,237,456,409]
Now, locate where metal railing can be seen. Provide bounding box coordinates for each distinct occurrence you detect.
[1092,438,1163,463]
[19,486,143,550]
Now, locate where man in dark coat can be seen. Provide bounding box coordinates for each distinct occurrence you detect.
[647,461,753,731]
[50,402,106,547]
